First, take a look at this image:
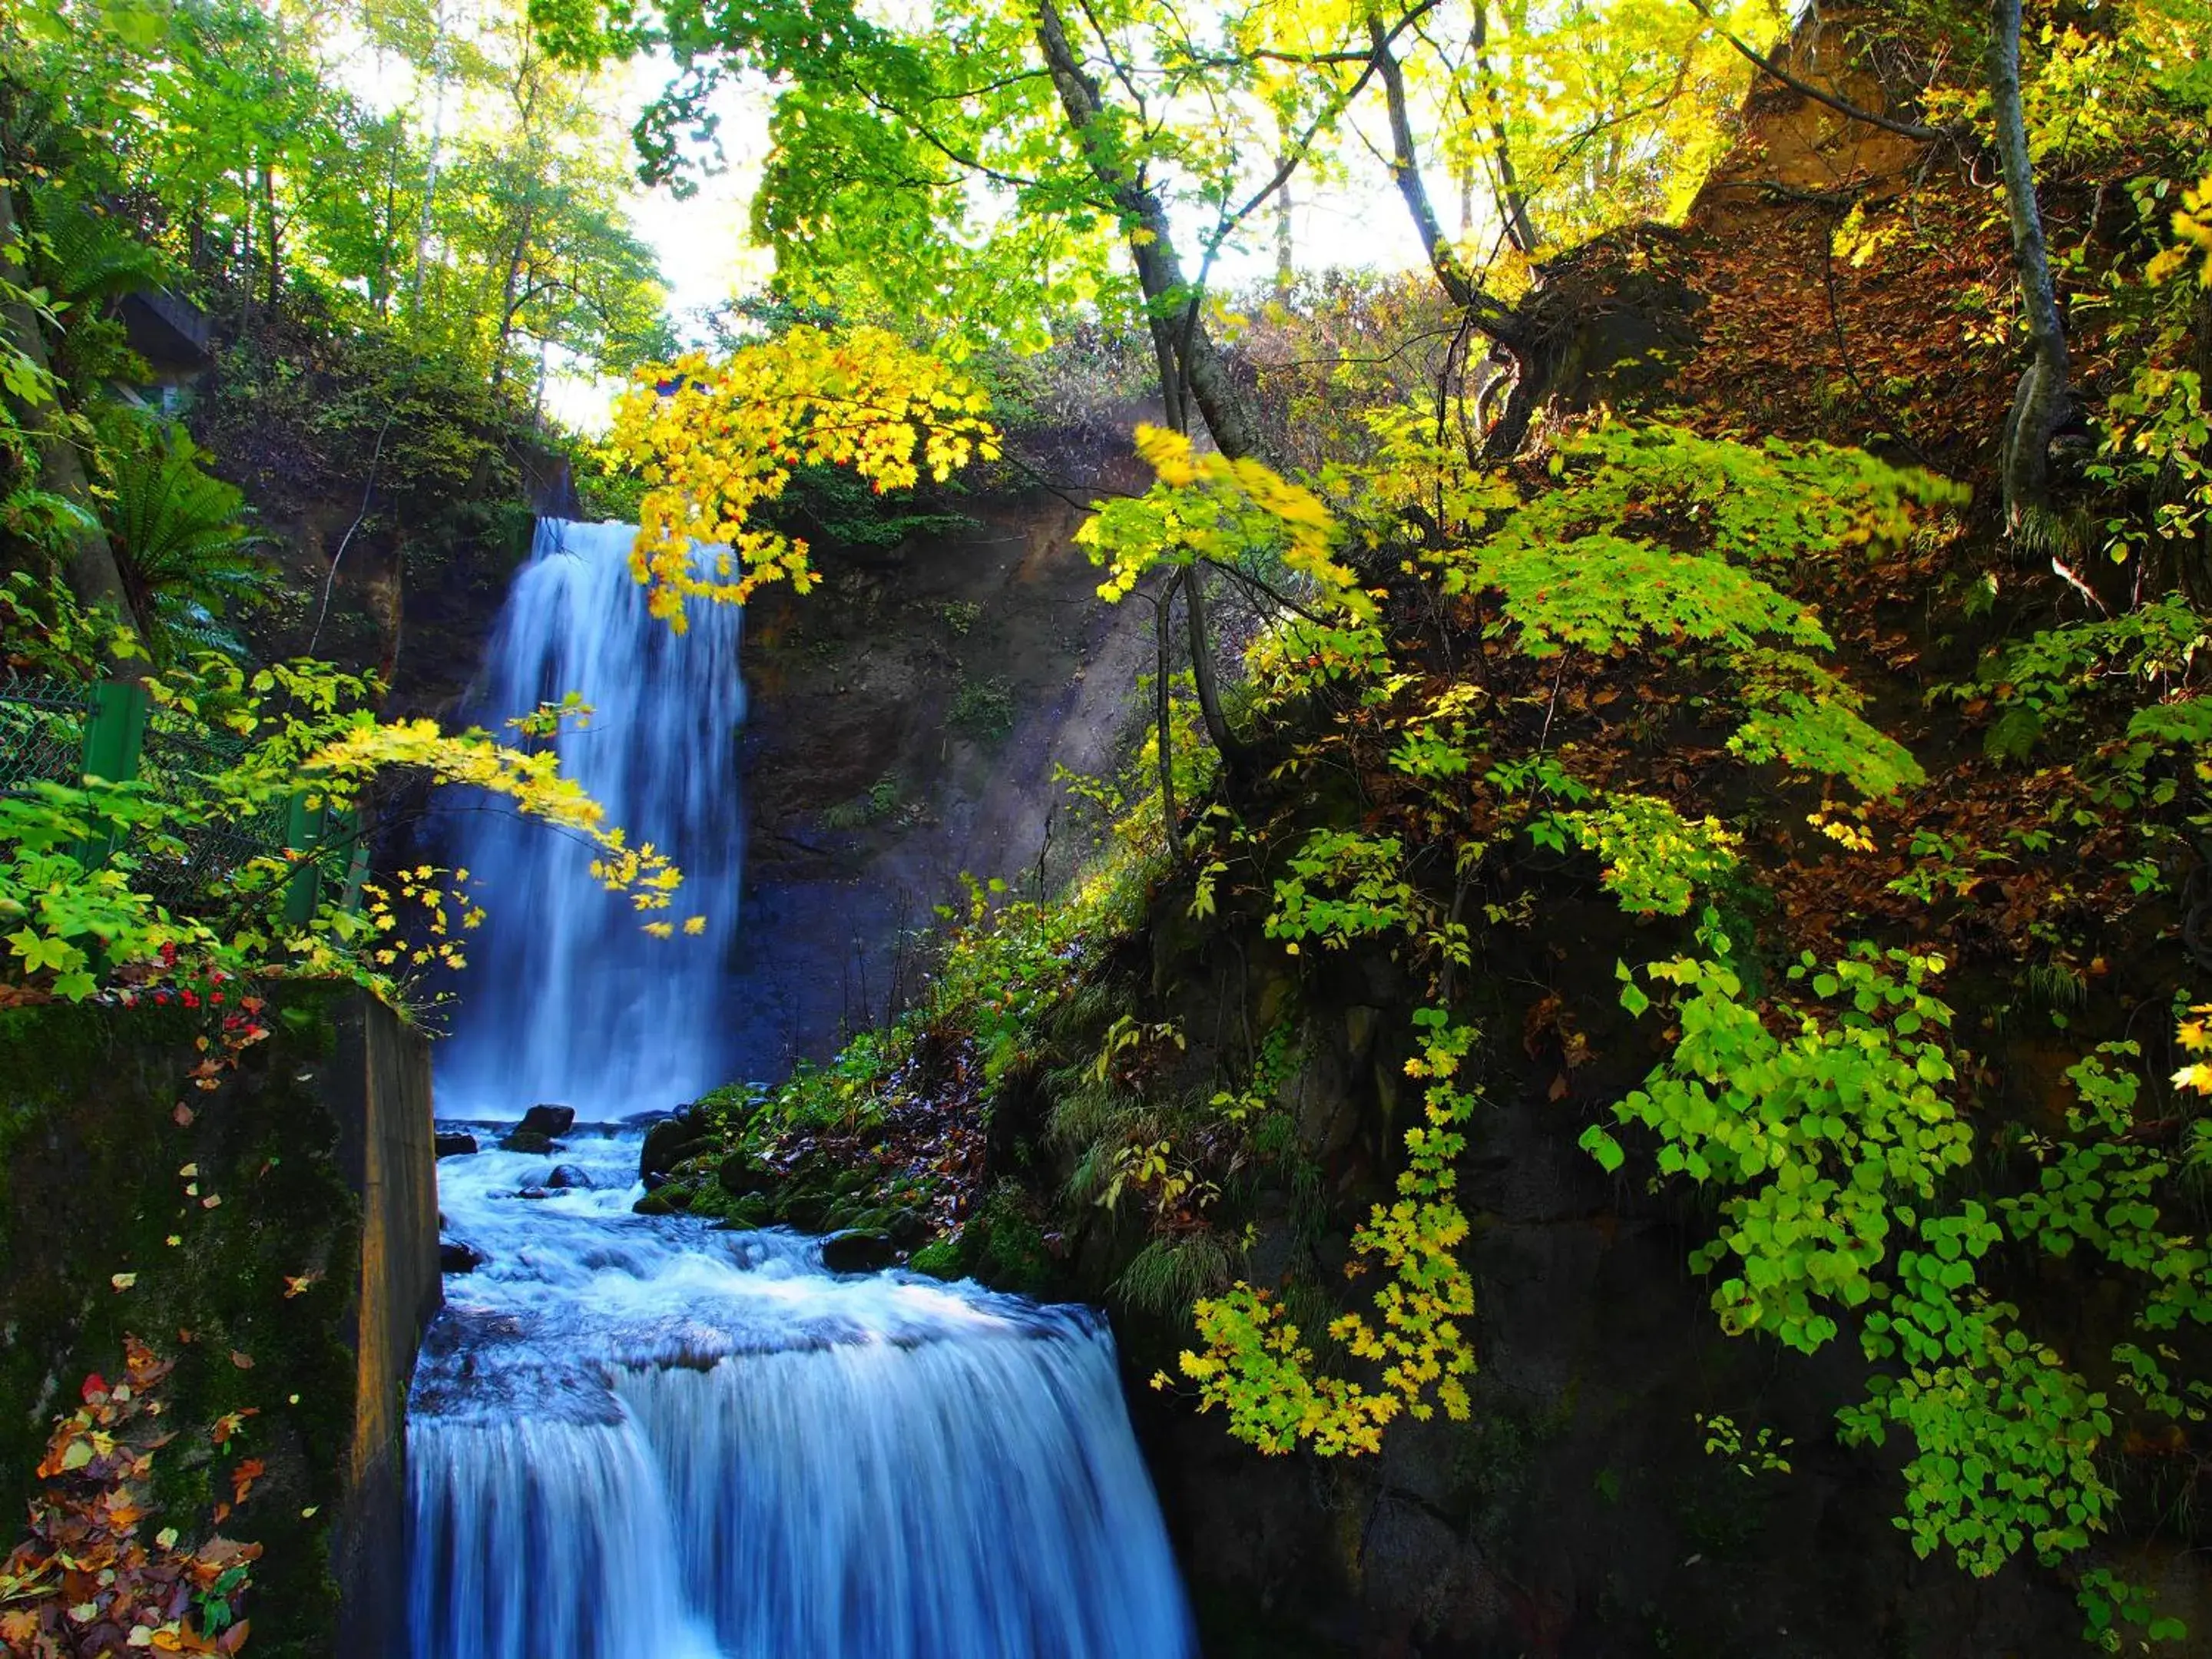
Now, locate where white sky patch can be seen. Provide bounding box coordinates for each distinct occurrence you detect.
[337,15,1444,431]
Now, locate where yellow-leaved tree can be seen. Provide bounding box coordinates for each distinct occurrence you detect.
[604,325,1001,627]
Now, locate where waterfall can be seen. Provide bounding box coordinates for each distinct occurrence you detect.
[411,520,1195,1658]
[432,518,748,1122]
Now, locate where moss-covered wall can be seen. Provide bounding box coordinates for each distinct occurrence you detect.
[0,985,436,1659]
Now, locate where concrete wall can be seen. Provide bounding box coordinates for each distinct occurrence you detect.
[328,994,441,1659]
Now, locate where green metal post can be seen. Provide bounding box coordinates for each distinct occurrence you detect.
[280,790,329,926]
[81,680,150,782]
[336,808,370,915]
[75,680,150,866]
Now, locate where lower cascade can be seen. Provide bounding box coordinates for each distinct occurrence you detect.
[409,1134,1194,1657]
[409,520,1194,1658]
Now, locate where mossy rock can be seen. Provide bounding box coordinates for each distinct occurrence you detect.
[908,1239,965,1280]
[778,1190,833,1231]
[717,1154,773,1198]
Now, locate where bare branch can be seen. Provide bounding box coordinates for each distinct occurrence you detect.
[1690,2,1952,143]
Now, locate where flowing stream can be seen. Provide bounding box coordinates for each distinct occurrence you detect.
[408,520,1196,1657]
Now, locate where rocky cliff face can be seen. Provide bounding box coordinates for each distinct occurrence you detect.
[719,433,1156,1082]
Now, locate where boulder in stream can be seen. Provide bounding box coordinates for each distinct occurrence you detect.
[435,1132,479,1159]
[499,1130,557,1154]
[441,1239,486,1274]
[820,1230,898,1273]
[641,1114,709,1181]
[546,1164,593,1190]
[515,1104,577,1138]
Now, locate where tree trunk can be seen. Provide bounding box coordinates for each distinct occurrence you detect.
[239,171,257,332]
[1035,0,1264,464]
[1154,573,1184,863]
[1034,0,1267,781]
[410,8,451,320]
[263,164,283,314]
[1987,0,2069,526]
[1471,2,1536,255]
[0,185,137,629]
[1369,17,1524,347]
[1369,15,1551,462]
[1181,561,1247,772]
[493,201,535,386]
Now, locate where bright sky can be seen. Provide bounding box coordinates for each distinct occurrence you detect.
[333,3,1459,432]
[546,58,1438,429]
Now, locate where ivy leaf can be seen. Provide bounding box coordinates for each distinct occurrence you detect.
[1579,1124,1627,1173]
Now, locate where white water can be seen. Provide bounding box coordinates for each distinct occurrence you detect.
[410,521,1196,1657]
[433,518,748,1123]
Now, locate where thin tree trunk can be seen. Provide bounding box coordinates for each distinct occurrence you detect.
[1273,114,1295,295]
[1148,320,1187,434]
[1182,562,1247,772]
[263,164,282,313]
[1155,574,1184,863]
[1471,2,1536,254]
[410,5,451,320]
[0,184,137,629]
[1986,0,2069,526]
[1035,0,1268,780]
[493,201,535,385]
[1371,18,1545,459]
[1369,16,1524,346]
[1035,0,1263,463]
[239,170,257,331]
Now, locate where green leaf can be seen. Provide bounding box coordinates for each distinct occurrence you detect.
[1578,1124,1626,1174]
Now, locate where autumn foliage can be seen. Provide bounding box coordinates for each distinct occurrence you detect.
[1,1341,259,1657]
[606,325,999,626]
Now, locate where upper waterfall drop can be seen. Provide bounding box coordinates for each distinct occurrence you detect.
[434,518,748,1120]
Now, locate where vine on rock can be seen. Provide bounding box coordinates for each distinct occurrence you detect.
[1167,1010,1479,1455]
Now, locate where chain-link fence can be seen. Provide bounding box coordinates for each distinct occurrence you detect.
[0,676,93,796]
[137,720,298,910]
[0,676,364,920]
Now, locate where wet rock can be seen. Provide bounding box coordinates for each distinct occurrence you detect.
[1286,1046,1357,1160]
[435,1132,479,1159]
[633,1190,675,1217]
[780,1191,831,1231]
[546,1164,592,1190]
[641,1115,708,1181]
[518,1185,551,1200]
[717,1154,772,1198]
[516,1104,576,1137]
[820,1229,897,1273]
[642,1170,670,1193]
[440,1239,485,1273]
[499,1130,557,1154]
[886,1207,929,1250]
